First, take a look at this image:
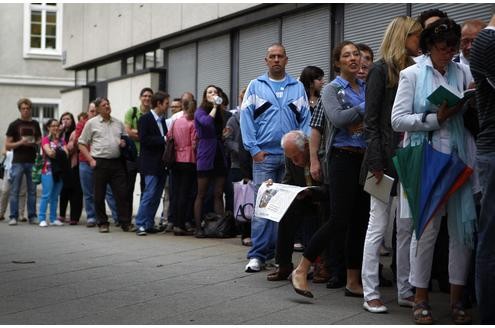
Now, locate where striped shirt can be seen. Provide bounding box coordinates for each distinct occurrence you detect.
[470,27,495,153]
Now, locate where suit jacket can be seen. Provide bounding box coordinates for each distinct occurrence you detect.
[138,111,168,176]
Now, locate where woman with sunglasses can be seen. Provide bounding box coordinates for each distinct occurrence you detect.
[391,18,477,324]
[38,119,69,227]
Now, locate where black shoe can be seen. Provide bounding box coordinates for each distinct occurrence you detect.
[344,287,364,298]
[195,228,207,238]
[147,227,161,234]
[121,223,133,232]
[326,275,345,289]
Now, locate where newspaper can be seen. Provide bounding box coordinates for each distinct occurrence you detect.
[254,182,311,223]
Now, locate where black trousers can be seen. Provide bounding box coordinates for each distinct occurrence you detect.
[94,158,130,226]
[171,163,197,229]
[304,149,369,271]
[276,200,318,267]
[59,165,83,221]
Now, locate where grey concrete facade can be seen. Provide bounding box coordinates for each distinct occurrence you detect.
[0,4,72,147]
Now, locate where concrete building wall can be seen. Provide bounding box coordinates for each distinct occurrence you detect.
[0,4,73,148]
[60,88,90,120]
[62,3,257,68]
[107,72,160,122]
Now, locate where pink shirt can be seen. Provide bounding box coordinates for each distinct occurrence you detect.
[168,116,197,164]
[41,136,66,174]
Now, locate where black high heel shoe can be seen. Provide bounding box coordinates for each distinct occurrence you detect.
[291,271,314,298]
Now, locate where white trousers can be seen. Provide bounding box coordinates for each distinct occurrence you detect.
[396,215,414,299]
[409,214,472,288]
[362,196,394,301]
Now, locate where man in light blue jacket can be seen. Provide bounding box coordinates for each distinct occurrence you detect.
[240,43,310,272]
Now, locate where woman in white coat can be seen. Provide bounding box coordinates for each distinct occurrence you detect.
[391,18,477,325]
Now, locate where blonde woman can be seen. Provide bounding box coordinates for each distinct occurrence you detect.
[360,16,422,313]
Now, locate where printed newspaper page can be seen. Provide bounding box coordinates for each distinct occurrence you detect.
[254,182,310,222]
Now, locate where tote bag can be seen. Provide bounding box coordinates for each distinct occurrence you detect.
[233,180,255,223]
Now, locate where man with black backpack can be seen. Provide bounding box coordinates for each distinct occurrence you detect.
[124,87,153,220]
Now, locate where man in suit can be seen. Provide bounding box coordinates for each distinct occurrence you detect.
[134,91,170,236]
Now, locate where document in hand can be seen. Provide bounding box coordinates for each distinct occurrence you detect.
[363,171,394,204]
[427,85,475,108]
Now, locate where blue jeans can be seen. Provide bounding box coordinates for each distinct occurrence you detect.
[476,152,495,323]
[39,173,63,223]
[9,163,37,220]
[79,161,119,222]
[135,174,166,230]
[247,154,285,262]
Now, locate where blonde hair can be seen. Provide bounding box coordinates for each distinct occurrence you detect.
[379,16,422,88]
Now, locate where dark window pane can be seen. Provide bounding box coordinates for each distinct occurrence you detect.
[46,37,56,49]
[31,23,41,35]
[31,36,41,48]
[46,12,56,24]
[47,3,57,6]
[46,24,56,36]
[31,11,41,22]
[32,107,40,118]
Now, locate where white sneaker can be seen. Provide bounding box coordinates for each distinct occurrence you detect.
[39,221,48,227]
[52,219,64,226]
[245,258,263,272]
[8,219,17,226]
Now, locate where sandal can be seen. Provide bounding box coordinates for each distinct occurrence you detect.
[451,303,472,325]
[413,301,433,325]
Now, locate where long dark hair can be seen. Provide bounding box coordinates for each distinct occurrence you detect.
[59,112,76,143]
[199,84,224,134]
[299,66,324,98]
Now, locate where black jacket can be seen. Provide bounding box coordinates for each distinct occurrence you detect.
[138,111,167,176]
[50,148,70,182]
[360,59,401,189]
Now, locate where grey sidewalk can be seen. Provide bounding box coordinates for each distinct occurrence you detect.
[0,220,474,325]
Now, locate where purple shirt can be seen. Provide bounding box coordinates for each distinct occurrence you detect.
[194,107,225,171]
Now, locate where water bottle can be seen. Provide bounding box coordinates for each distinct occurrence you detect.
[213,95,223,105]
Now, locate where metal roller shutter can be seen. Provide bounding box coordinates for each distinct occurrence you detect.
[238,20,280,91]
[197,34,231,102]
[343,3,408,57]
[168,43,197,100]
[411,3,493,26]
[282,6,331,80]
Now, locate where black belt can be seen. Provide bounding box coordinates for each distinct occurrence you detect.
[332,147,365,155]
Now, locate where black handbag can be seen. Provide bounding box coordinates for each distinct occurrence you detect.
[0,155,6,180]
[162,137,175,169]
[201,212,237,238]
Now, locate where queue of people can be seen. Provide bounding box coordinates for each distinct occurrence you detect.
[1,7,494,325]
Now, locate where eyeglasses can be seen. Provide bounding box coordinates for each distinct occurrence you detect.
[49,125,59,128]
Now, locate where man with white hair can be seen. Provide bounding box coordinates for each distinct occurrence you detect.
[266,130,326,281]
